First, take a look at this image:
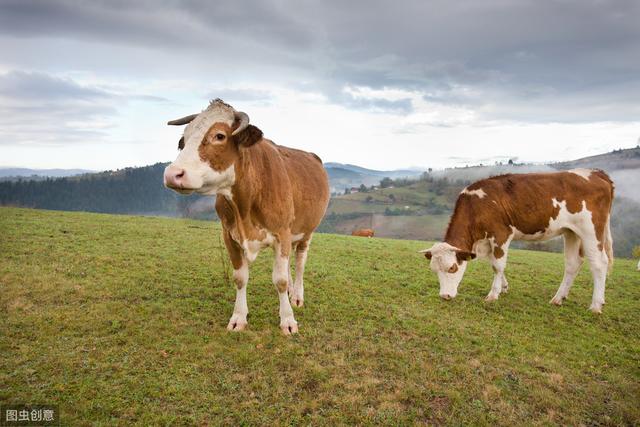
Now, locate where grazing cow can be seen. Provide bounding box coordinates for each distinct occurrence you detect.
[420,170,614,313]
[352,228,375,238]
[164,99,330,334]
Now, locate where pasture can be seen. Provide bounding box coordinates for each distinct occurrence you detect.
[1,207,639,425]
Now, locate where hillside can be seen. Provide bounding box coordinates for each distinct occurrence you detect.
[325,149,640,256]
[552,146,640,171]
[1,208,639,425]
[1,147,638,255]
[0,167,94,180]
[324,162,422,192]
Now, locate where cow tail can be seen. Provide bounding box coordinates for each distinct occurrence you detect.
[604,214,614,275]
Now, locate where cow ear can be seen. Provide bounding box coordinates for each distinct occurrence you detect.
[234,124,263,147]
[419,249,432,260]
[455,251,476,263]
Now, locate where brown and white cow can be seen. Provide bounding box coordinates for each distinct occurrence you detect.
[352,228,375,238]
[163,99,330,334]
[420,170,614,313]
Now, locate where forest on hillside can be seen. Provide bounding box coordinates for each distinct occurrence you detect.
[0,163,215,219]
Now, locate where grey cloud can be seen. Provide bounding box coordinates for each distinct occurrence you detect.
[0,71,163,145]
[344,98,413,114]
[1,0,639,123]
[0,70,111,101]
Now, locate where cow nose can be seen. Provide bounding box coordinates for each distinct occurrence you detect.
[440,294,452,300]
[164,166,185,188]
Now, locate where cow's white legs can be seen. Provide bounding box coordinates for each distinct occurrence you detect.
[583,242,608,314]
[273,237,298,334]
[290,238,310,308]
[551,231,583,306]
[486,249,508,302]
[227,258,249,331]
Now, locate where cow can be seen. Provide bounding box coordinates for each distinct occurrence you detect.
[420,169,614,313]
[352,228,375,238]
[163,99,330,334]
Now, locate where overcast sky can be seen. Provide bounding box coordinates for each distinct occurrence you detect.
[1,0,639,171]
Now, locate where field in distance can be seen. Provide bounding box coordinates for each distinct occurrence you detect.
[1,207,639,425]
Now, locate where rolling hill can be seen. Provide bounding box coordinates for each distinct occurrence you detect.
[324,147,640,256]
[1,207,638,425]
[1,147,638,255]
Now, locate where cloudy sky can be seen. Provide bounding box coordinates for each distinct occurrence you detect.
[1,0,639,171]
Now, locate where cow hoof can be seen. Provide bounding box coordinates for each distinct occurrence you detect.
[550,296,565,306]
[485,294,499,302]
[227,314,248,332]
[280,317,298,335]
[589,304,603,314]
[290,295,304,308]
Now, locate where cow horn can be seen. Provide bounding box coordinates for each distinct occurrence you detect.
[167,114,198,126]
[232,111,250,135]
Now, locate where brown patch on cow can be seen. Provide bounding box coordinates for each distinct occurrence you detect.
[213,133,329,254]
[198,123,239,172]
[494,245,504,259]
[234,124,263,147]
[444,171,614,255]
[455,251,475,263]
[275,280,288,293]
[352,228,374,237]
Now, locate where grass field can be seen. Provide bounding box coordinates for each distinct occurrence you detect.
[1,207,639,426]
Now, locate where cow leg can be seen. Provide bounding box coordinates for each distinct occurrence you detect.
[273,233,298,334]
[582,237,608,314]
[290,236,311,308]
[486,249,508,302]
[222,230,249,331]
[551,230,583,306]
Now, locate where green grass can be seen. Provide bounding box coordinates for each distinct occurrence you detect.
[1,207,639,426]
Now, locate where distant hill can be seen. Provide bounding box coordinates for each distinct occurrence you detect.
[1,147,638,256]
[552,146,640,171]
[324,162,423,193]
[323,147,640,257]
[0,167,94,180]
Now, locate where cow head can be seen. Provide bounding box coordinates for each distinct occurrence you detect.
[419,242,475,299]
[163,99,263,195]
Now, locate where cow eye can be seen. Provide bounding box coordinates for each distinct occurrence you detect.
[215,133,225,141]
[448,263,459,274]
[178,136,185,150]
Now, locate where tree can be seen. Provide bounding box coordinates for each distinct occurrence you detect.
[380,177,393,188]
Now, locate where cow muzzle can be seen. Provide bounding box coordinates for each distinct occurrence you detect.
[164,165,192,193]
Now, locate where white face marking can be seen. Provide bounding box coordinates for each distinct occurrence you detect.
[421,242,468,298]
[461,187,487,198]
[168,102,237,194]
[568,168,593,180]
